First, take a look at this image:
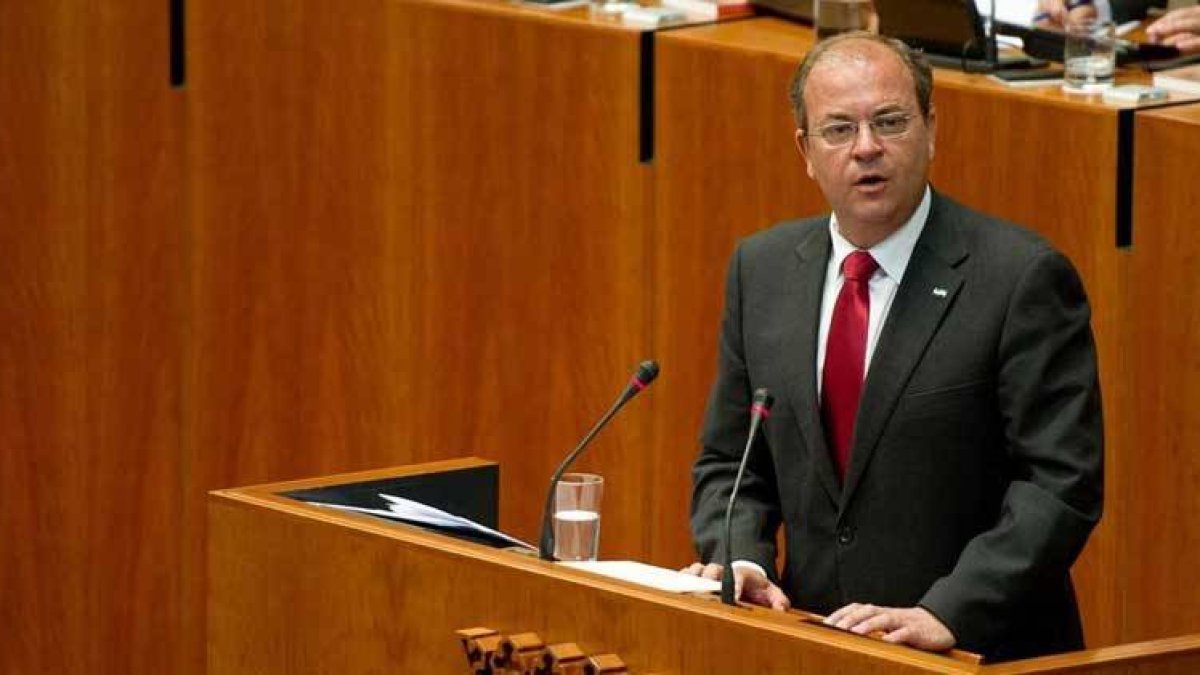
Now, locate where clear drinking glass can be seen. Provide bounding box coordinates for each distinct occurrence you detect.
[1063,18,1116,93]
[553,473,604,561]
[814,0,875,40]
[589,0,635,19]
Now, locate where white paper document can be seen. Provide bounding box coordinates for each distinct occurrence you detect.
[560,560,722,594]
[312,493,534,551]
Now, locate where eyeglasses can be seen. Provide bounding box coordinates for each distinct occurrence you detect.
[804,112,917,147]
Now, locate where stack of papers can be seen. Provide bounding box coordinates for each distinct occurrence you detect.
[560,560,721,594]
[311,494,534,550]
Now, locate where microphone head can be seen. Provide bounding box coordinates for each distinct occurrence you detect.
[633,360,660,388]
[751,388,774,418]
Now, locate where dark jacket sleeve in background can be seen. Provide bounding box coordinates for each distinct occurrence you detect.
[1111,0,1167,22]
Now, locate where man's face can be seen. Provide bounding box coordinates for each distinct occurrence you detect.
[795,42,936,242]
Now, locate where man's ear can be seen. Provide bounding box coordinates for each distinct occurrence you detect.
[926,105,937,161]
[794,129,816,180]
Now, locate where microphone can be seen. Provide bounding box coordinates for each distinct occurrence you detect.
[988,0,998,67]
[537,360,660,561]
[721,388,774,606]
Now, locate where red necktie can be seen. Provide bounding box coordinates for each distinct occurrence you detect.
[821,250,878,482]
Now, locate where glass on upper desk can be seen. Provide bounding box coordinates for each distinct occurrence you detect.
[814,0,877,40]
[1063,17,1116,93]
[553,472,604,562]
[589,0,636,20]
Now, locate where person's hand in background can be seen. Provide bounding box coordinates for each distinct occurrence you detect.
[1034,0,1099,28]
[1147,7,1200,53]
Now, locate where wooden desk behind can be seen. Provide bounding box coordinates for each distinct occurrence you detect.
[1125,102,1200,644]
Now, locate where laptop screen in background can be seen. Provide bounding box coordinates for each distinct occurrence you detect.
[874,0,988,59]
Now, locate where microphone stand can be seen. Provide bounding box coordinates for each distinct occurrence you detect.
[537,361,659,561]
[988,0,999,69]
[720,389,774,606]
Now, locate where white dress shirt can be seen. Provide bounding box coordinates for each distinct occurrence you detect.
[817,186,931,393]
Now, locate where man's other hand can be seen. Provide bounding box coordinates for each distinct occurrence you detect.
[1035,0,1098,29]
[825,603,955,652]
[1147,7,1200,53]
[679,562,791,611]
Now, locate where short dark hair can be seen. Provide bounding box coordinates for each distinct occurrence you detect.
[788,32,933,132]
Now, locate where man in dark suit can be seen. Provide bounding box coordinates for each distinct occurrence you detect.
[684,33,1103,661]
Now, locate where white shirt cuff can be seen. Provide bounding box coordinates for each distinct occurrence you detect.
[730,559,768,579]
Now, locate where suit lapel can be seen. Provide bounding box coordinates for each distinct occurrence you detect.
[783,222,843,507]
[840,196,969,510]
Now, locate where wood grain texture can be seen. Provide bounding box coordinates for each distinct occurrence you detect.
[0,2,183,674]
[987,635,1200,674]
[654,17,1131,648]
[651,26,826,569]
[209,477,981,675]
[208,470,1200,674]
[187,1,651,671]
[7,2,1195,671]
[1124,104,1200,643]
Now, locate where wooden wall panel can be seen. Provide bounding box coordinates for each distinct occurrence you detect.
[653,26,827,569]
[0,2,182,674]
[655,18,1129,648]
[1124,104,1200,642]
[929,85,1127,650]
[188,1,651,670]
[383,3,652,558]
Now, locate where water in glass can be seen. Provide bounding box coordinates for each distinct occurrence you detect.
[553,509,601,561]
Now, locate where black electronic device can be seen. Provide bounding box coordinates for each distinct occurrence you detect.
[749,0,997,70]
[996,21,1181,65]
[986,65,1065,87]
[865,0,1038,71]
[872,0,993,68]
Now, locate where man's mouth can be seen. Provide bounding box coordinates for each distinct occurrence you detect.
[854,174,887,187]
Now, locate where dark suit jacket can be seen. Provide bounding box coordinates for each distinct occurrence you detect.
[1110,0,1166,22]
[690,192,1103,661]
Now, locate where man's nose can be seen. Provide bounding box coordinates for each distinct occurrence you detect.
[851,122,883,159]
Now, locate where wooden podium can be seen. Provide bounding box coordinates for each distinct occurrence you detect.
[208,458,1200,674]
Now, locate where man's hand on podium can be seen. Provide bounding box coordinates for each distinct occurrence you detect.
[824,604,955,652]
[680,562,791,611]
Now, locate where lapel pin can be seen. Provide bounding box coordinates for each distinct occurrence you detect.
[932,287,948,298]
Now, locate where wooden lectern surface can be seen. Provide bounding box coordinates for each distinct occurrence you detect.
[209,462,1200,674]
[210,460,982,674]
